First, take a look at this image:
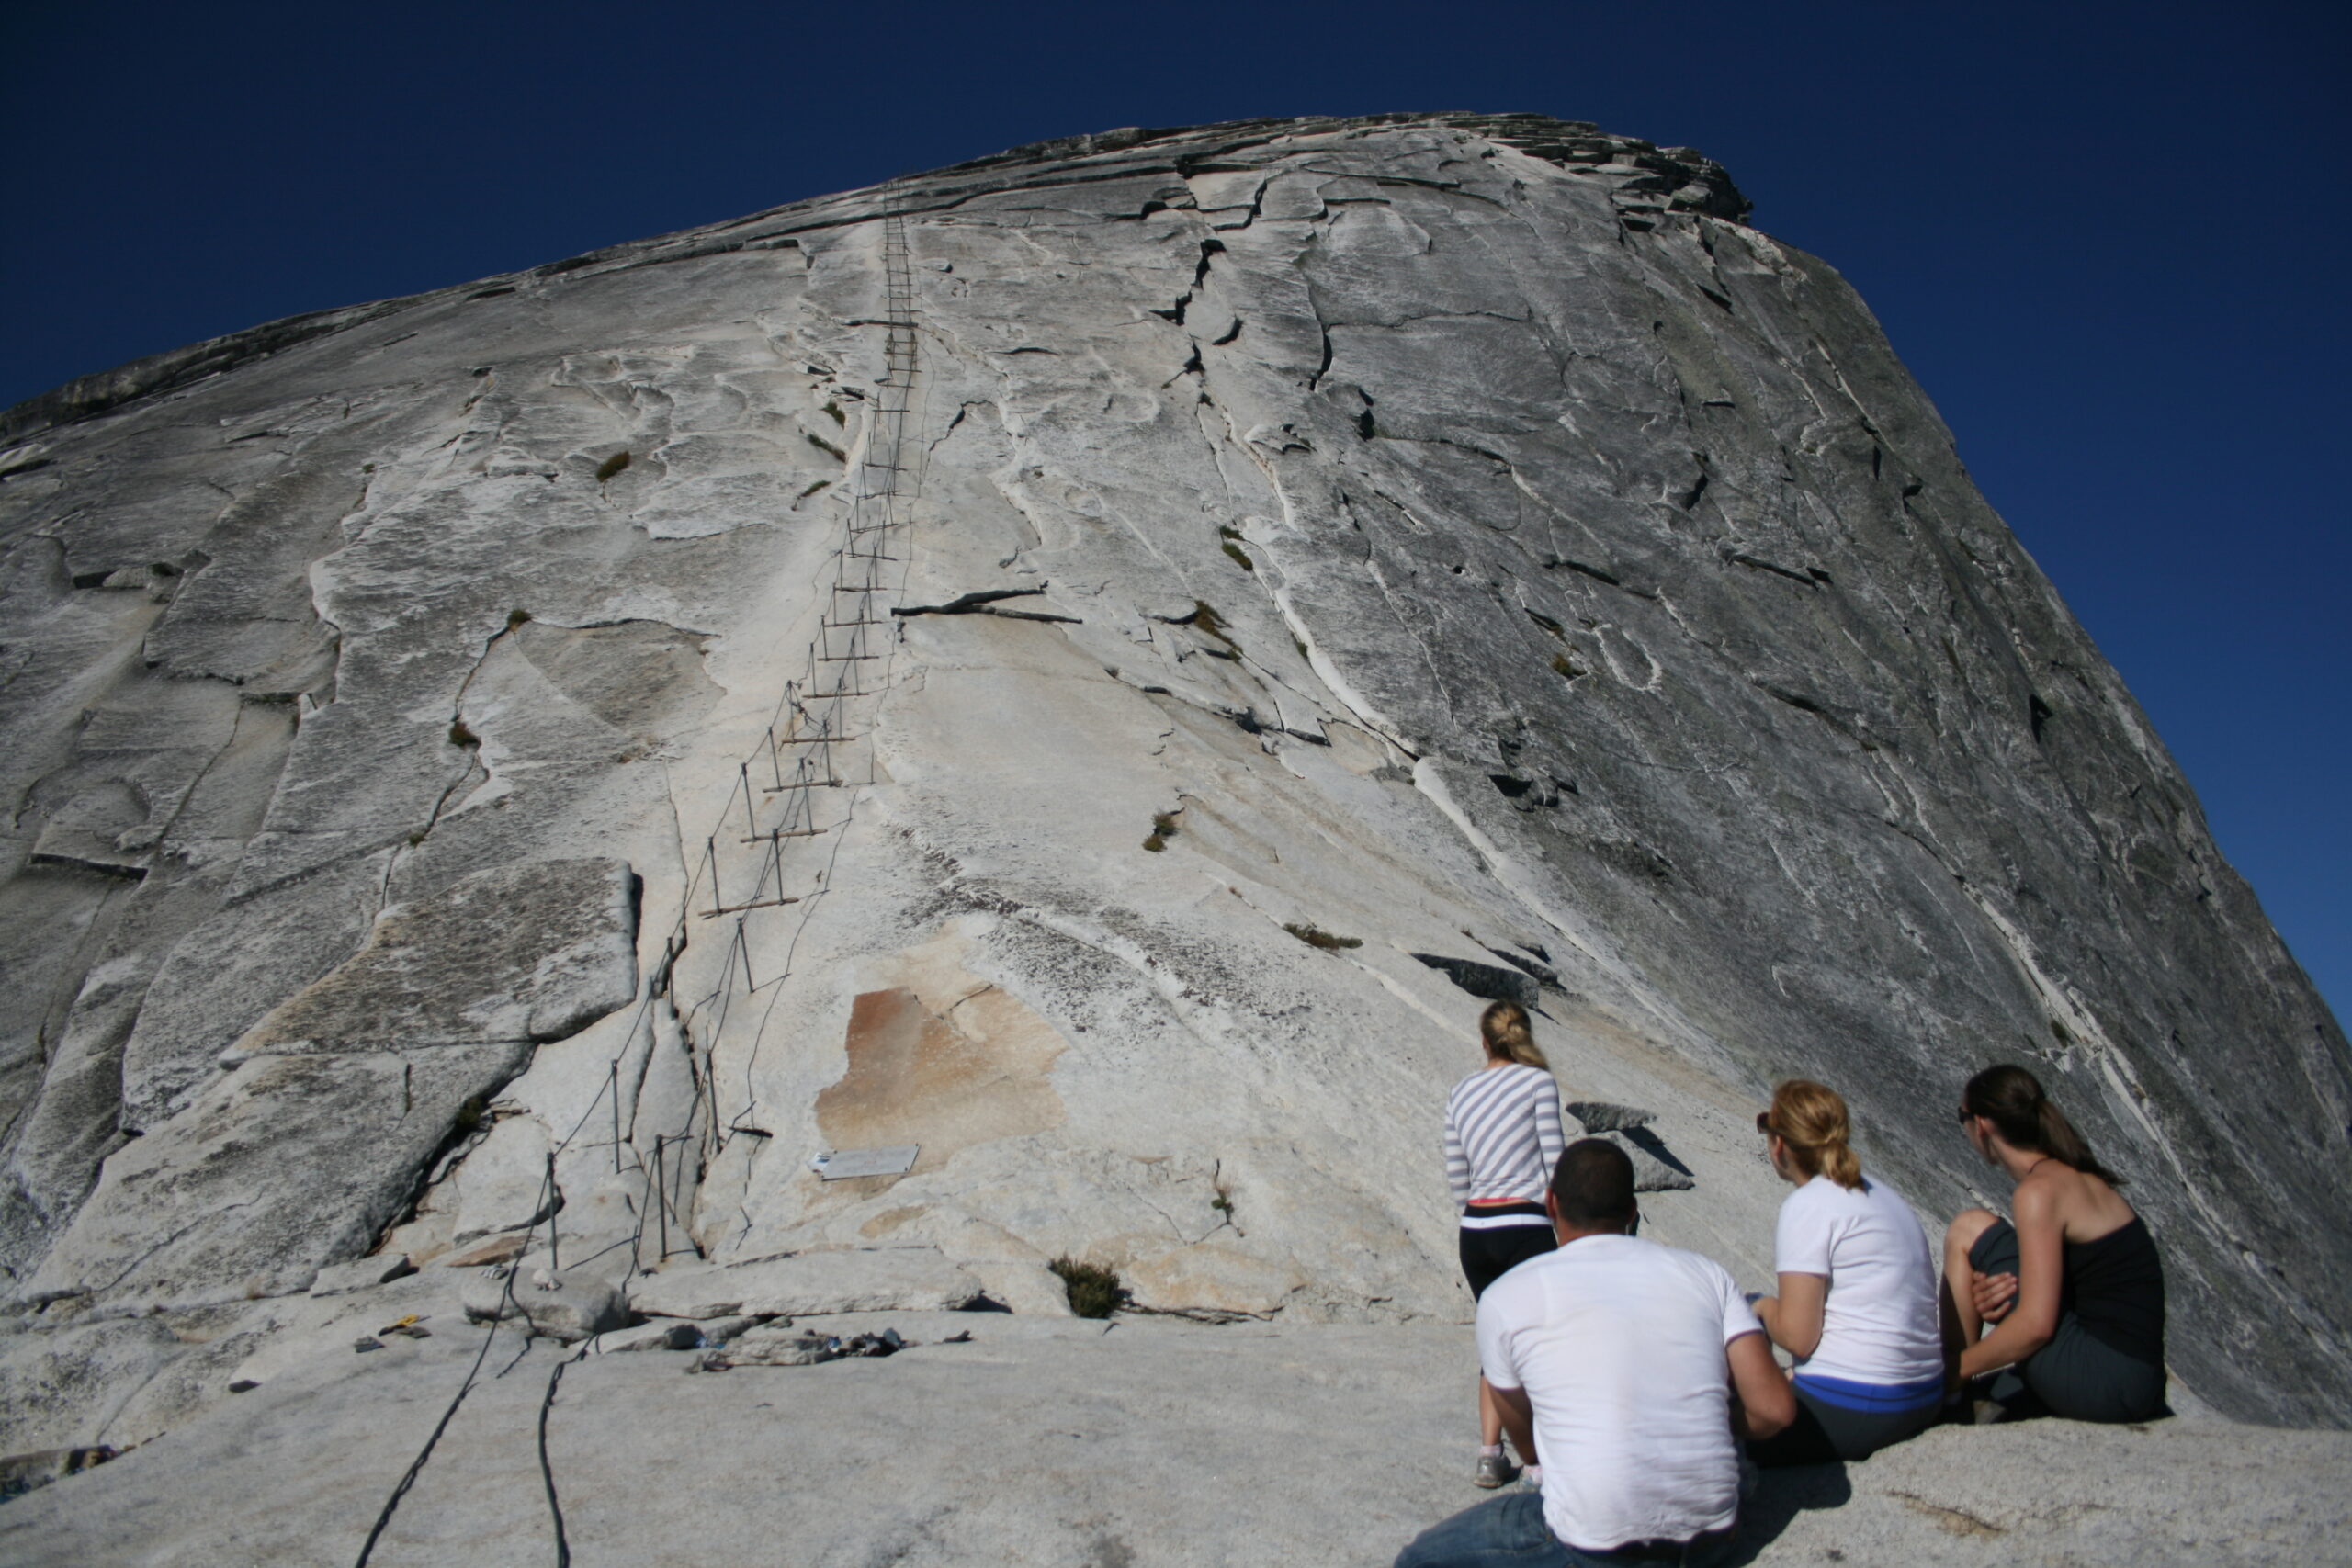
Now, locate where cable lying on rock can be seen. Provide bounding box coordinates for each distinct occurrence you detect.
[891,586,1081,623]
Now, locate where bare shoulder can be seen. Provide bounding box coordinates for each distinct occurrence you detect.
[2014,1165,2064,1207]
[2064,1168,2140,1239]
[2028,1163,2138,1239]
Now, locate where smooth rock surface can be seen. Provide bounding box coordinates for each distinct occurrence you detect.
[307,1254,416,1298]
[627,1248,986,1320]
[459,1269,628,1343]
[0,108,2346,1559]
[28,1045,529,1307]
[5,1315,2347,1567]
[586,1319,700,1353]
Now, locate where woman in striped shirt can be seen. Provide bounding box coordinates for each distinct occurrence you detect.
[1442,999,1566,1488]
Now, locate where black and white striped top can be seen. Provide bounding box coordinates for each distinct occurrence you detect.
[1444,1063,1566,1227]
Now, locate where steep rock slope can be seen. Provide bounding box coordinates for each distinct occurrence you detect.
[0,114,2344,1449]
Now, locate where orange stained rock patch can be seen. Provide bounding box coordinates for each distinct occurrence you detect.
[815,983,1066,1175]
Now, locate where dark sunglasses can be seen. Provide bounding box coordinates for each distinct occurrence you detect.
[1956,1106,1975,1127]
[1754,1112,1777,1136]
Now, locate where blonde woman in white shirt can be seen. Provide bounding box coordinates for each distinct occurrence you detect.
[1442,1000,1566,1488]
[1748,1079,1948,1465]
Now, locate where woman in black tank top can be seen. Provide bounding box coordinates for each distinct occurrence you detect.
[1942,1066,2168,1423]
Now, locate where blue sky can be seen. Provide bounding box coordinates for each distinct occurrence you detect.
[4,0,2343,1021]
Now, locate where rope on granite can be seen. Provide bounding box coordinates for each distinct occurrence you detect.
[350,186,931,1568]
[536,1352,581,1567]
[353,1157,557,1566]
[715,192,927,1153]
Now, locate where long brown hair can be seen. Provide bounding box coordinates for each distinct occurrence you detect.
[1962,1064,2122,1184]
[1768,1079,1864,1190]
[1479,1000,1547,1071]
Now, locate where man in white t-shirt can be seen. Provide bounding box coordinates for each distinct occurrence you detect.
[1397,1139,1795,1567]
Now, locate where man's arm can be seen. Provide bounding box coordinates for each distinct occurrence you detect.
[1726,1331,1795,1440]
[1490,1380,1538,1467]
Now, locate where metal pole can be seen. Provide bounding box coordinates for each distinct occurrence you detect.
[546,1151,560,1273]
[654,1134,669,1261]
[609,1060,622,1174]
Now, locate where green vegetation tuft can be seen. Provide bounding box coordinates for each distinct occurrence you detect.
[506,608,532,630]
[1174,602,1242,658]
[1222,541,1256,572]
[1050,1258,1125,1319]
[594,450,631,483]
[806,433,847,462]
[823,400,845,425]
[447,720,481,749]
[1551,654,1584,680]
[1283,921,1363,951]
[1217,525,1244,541]
[1143,807,1184,852]
[798,479,831,499]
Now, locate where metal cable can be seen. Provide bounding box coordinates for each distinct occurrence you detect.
[356,187,926,1566]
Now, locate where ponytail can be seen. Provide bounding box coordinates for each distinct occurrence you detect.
[1479,1000,1548,1071]
[1767,1079,1864,1190]
[2034,1096,2120,1184]
[1963,1064,2122,1185]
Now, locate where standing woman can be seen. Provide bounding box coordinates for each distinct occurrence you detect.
[1945,1065,2167,1422]
[1442,999,1566,1489]
[1747,1080,1946,1465]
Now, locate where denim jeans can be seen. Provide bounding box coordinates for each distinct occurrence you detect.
[1395,1491,1739,1568]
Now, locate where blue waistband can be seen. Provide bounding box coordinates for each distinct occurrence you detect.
[1794,1371,1947,1414]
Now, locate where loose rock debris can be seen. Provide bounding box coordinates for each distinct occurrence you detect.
[693,1325,911,1371]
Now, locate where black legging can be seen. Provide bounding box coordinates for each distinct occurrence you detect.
[1749,1385,1941,1466]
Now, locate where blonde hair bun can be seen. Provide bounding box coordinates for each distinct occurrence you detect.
[1479,1000,1548,1071]
[1770,1079,1863,1190]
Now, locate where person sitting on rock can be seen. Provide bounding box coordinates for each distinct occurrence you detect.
[1442,998,1567,1489]
[1943,1064,2167,1423]
[1747,1079,1947,1465]
[1396,1139,1795,1568]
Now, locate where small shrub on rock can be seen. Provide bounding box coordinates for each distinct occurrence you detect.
[1050,1257,1123,1319]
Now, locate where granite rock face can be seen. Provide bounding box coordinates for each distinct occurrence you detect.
[0,108,2345,1484]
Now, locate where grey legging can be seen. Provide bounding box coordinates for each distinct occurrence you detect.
[1970,1219,2166,1423]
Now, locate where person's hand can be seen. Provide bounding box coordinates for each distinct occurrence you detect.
[1972,1269,2018,1323]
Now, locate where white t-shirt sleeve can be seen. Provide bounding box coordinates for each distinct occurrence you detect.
[1773,1182,1834,1278]
[1716,1260,1765,1344]
[1476,1280,1527,1392]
